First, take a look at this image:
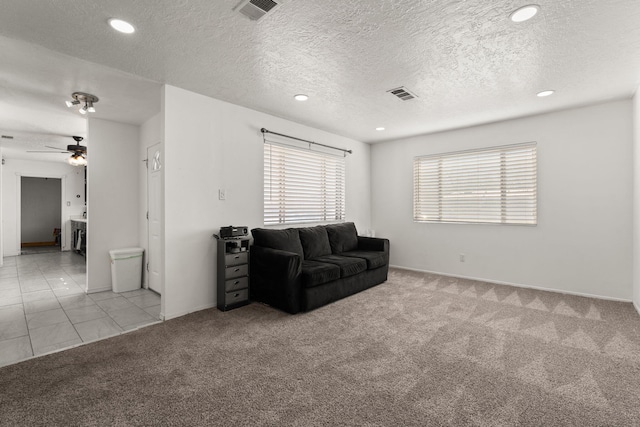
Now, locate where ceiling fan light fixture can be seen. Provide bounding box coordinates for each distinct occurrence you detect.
[87,102,96,113]
[68,153,87,167]
[78,105,88,115]
[65,100,80,108]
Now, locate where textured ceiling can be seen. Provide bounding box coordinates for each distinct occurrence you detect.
[0,0,639,147]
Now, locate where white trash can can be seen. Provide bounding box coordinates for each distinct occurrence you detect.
[109,247,144,293]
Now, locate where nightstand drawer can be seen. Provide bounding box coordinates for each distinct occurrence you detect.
[225,276,248,292]
[226,289,248,306]
[225,252,248,266]
[225,264,248,279]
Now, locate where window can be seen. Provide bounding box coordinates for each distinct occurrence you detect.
[264,141,345,225]
[413,142,537,225]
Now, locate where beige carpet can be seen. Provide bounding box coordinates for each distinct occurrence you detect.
[1,267,640,426]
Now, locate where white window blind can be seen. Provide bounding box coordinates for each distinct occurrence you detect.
[264,142,345,225]
[413,142,537,225]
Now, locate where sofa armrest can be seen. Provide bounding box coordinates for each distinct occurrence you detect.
[250,246,303,314]
[357,236,389,253]
[357,236,390,266]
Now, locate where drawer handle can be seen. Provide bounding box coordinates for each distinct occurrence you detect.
[234,256,240,259]
[234,281,240,285]
[234,268,240,272]
[234,293,239,297]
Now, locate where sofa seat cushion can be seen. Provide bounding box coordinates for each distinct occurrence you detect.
[341,251,386,270]
[311,255,367,278]
[299,226,332,259]
[301,260,341,288]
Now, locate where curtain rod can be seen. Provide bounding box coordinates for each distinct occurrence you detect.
[261,128,352,155]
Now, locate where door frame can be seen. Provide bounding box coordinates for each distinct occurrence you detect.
[16,173,67,253]
[146,143,163,298]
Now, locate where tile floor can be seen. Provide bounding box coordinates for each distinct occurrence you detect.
[0,251,161,367]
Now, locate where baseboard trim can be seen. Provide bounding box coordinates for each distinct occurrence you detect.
[390,264,632,303]
[21,242,57,247]
[86,286,113,294]
[164,302,216,321]
[634,300,640,316]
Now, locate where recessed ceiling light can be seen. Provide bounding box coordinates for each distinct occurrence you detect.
[537,90,555,97]
[294,94,309,101]
[109,18,135,34]
[376,127,385,131]
[510,5,540,22]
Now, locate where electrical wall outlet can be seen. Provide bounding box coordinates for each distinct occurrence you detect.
[459,253,465,262]
[218,189,226,200]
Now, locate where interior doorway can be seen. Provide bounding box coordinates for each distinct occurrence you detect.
[20,177,62,255]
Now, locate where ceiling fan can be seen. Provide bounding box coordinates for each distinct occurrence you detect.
[27,135,87,166]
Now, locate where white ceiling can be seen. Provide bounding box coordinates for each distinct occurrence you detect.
[0,0,639,159]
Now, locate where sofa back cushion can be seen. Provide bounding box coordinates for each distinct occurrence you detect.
[251,228,304,259]
[298,226,332,259]
[325,222,359,254]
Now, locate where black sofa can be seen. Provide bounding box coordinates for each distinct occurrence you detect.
[250,222,389,314]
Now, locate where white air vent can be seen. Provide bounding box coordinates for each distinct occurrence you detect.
[234,0,285,21]
[387,86,418,101]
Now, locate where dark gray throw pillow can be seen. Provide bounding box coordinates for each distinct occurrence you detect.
[325,222,359,254]
[298,226,332,259]
[251,228,304,258]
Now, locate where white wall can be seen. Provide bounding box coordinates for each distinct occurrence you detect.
[162,85,371,319]
[21,177,62,243]
[87,118,141,293]
[0,151,3,264]
[1,150,4,264]
[633,88,640,312]
[139,113,162,290]
[1,158,84,255]
[372,100,633,301]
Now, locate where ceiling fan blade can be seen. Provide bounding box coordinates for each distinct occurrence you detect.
[27,150,69,153]
[45,145,66,151]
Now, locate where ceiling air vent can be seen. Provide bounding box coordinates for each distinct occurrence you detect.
[234,0,284,21]
[387,86,418,101]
